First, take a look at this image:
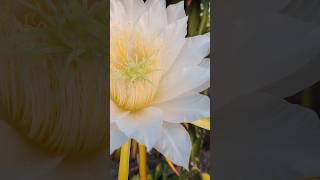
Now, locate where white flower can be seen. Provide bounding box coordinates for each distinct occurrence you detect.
[110,0,210,169]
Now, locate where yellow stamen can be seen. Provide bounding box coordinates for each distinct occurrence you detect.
[110,28,163,111]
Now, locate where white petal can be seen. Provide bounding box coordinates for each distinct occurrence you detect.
[154,123,191,170]
[110,124,129,154]
[171,33,210,70]
[110,100,128,123]
[133,16,188,74]
[118,0,146,24]
[159,16,188,73]
[0,120,63,179]
[155,65,210,103]
[154,93,210,123]
[167,1,186,23]
[213,93,320,179]
[145,0,161,6]
[115,107,163,151]
[136,0,167,34]
[193,58,211,92]
[110,0,126,23]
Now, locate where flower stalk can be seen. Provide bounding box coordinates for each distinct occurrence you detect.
[138,144,148,180]
[118,139,131,180]
[202,173,210,180]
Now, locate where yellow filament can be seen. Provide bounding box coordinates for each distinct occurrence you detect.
[118,139,131,180]
[138,144,147,180]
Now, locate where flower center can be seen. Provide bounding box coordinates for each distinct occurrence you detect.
[110,29,163,111]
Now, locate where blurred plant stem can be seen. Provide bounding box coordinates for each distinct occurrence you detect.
[139,144,148,180]
[131,140,138,160]
[191,138,201,159]
[114,148,121,161]
[187,0,200,36]
[187,0,210,36]
[198,0,210,35]
[119,139,131,180]
[154,164,162,179]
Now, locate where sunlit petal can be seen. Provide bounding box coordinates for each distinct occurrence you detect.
[115,107,163,151]
[154,123,191,170]
[110,124,129,154]
[166,1,186,23]
[155,93,210,123]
